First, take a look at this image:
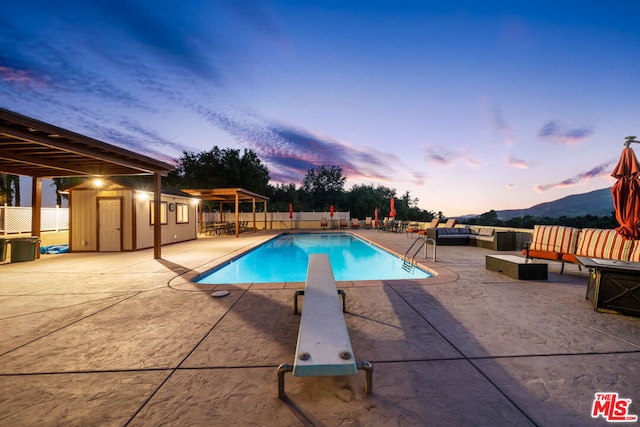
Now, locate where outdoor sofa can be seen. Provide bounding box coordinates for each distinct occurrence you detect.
[523,224,640,273]
[426,226,516,251]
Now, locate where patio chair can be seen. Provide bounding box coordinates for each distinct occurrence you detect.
[378,217,388,232]
[443,218,456,228]
[351,218,360,228]
[364,217,372,228]
[320,217,328,229]
[339,218,348,229]
[418,218,440,235]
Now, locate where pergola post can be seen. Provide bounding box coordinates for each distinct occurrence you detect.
[252,198,256,232]
[31,177,42,259]
[264,201,267,230]
[153,172,161,259]
[235,192,240,237]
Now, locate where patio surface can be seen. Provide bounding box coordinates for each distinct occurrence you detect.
[1,229,639,426]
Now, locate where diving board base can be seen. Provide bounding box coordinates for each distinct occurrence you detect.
[278,361,373,399]
[278,254,372,398]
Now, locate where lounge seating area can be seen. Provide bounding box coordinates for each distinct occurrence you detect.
[523,224,640,273]
[426,226,517,251]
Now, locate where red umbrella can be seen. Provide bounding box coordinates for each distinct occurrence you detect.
[389,198,396,218]
[374,207,379,228]
[289,203,293,219]
[611,141,640,239]
[329,205,334,218]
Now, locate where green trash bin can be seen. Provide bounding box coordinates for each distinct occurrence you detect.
[0,238,8,262]
[10,237,39,263]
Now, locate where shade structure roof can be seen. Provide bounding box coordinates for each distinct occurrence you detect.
[182,188,268,238]
[181,188,269,203]
[0,107,174,178]
[0,107,175,260]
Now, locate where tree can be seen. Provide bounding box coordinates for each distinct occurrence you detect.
[267,183,302,212]
[168,147,269,193]
[345,184,394,218]
[301,165,346,210]
[479,210,499,225]
[1,174,21,206]
[52,177,87,206]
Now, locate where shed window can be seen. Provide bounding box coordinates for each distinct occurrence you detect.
[150,201,168,225]
[176,203,189,224]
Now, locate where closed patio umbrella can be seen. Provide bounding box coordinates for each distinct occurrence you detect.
[611,136,640,239]
[390,198,396,218]
[374,207,379,228]
[330,205,335,228]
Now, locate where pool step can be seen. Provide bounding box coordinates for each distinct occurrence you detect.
[402,259,413,272]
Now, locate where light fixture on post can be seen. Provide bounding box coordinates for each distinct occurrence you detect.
[624,136,639,148]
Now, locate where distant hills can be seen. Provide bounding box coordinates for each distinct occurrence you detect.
[465,187,615,220]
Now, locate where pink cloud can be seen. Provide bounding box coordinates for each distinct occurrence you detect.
[0,66,49,87]
[507,156,529,169]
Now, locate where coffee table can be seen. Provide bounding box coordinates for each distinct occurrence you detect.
[486,254,548,280]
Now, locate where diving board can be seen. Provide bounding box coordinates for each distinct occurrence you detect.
[277,254,372,398]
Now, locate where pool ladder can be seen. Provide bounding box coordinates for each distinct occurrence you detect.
[402,236,436,272]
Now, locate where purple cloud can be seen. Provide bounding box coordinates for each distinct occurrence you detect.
[424,147,459,166]
[534,159,615,192]
[424,146,481,168]
[492,105,515,145]
[196,105,418,184]
[538,121,593,145]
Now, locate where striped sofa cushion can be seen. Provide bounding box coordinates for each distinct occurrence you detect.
[529,225,580,254]
[573,228,632,261]
[627,240,640,262]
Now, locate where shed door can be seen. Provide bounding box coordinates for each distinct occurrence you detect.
[98,199,121,251]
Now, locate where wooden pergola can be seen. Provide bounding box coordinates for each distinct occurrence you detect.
[181,188,269,237]
[0,107,174,259]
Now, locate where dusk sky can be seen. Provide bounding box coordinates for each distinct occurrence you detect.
[1,1,639,216]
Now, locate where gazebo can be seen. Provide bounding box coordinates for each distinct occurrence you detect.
[0,108,174,259]
[181,188,269,237]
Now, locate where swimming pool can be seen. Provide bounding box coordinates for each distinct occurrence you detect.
[196,233,432,284]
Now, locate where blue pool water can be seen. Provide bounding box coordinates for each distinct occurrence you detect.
[196,233,432,284]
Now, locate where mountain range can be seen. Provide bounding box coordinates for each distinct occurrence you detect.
[465,187,615,220]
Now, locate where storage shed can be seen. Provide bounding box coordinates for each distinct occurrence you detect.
[66,178,198,252]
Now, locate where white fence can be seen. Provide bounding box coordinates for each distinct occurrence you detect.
[201,210,351,230]
[202,210,351,223]
[1,206,347,234]
[1,205,69,234]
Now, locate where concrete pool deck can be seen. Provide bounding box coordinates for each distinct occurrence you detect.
[0,229,639,426]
